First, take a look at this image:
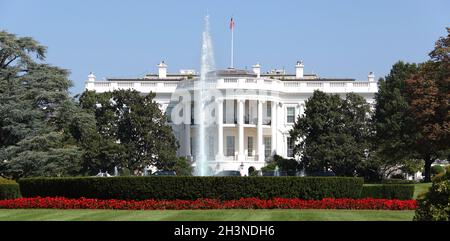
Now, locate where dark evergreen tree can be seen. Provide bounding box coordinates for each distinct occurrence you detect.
[0,31,82,178]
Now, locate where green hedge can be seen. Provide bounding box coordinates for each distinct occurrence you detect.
[0,183,21,200]
[18,176,364,200]
[381,179,417,184]
[360,184,415,200]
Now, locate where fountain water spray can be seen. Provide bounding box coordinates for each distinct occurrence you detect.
[195,14,216,176]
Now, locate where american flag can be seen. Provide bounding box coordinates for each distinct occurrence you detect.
[230,17,235,30]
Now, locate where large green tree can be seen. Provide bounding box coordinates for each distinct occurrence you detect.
[0,31,82,179]
[289,91,372,176]
[79,89,186,175]
[372,61,419,178]
[405,28,450,182]
[373,28,450,182]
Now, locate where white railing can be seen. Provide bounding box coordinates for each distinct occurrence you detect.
[306,82,323,88]
[223,156,237,161]
[245,156,256,161]
[330,82,346,88]
[117,82,134,88]
[163,82,178,87]
[86,78,377,94]
[284,82,300,87]
[141,82,156,87]
[224,78,238,83]
[353,82,369,87]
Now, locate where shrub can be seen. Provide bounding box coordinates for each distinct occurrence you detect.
[261,162,277,173]
[261,155,300,176]
[360,184,415,200]
[248,167,258,176]
[431,165,445,176]
[18,176,364,200]
[0,178,21,200]
[381,179,417,184]
[414,169,450,221]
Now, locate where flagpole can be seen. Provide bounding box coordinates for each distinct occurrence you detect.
[231,26,234,69]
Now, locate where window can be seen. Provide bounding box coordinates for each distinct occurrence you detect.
[267,102,272,118]
[190,102,194,124]
[287,137,294,157]
[264,137,271,158]
[190,137,193,156]
[287,107,295,123]
[226,136,235,157]
[247,136,253,156]
[166,106,174,123]
[234,100,237,124]
[208,136,215,157]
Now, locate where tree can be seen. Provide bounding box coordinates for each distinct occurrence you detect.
[167,157,193,176]
[76,90,125,175]
[0,31,83,179]
[405,28,450,182]
[79,90,189,175]
[372,61,420,178]
[289,91,372,177]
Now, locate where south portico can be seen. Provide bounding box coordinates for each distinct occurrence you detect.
[177,92,295,176]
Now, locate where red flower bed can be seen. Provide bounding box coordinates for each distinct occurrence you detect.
[0,197,417,210]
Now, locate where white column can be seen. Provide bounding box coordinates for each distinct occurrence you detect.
[271,101,277,156]
[238,99,245,161]
[184,101,191,157]
[216,99,223,160]
[257,100,264,162]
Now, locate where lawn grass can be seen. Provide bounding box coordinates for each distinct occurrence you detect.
[413,183,432,199]
[0,209,415,221]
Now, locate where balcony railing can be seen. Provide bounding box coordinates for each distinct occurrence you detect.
[86,78,377,94]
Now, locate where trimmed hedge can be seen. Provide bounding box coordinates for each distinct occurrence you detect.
[381,179,417,184]
[0,184,21,200]
[18,176,364,200]
[360,184,415,200]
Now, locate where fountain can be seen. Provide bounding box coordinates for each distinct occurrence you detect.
[194,14,216,176]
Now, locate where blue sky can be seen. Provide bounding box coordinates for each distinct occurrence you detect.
[1,0,448,95]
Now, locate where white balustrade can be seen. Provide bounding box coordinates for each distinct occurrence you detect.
[88,78,377,94]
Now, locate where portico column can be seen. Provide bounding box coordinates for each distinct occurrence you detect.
[216,99,223,160]
[271,101,277,156]
[257,100,265,162]
[184,101,191,157]
[237,99,245,161]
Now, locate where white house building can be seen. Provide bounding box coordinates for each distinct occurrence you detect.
[85,61,378,175]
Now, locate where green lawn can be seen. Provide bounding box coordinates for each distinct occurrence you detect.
[0,209,415,221]
[413,183,432,199]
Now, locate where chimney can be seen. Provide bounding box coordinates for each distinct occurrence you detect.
[87,72,96,82]
[158,61,167,78]
[368,72,375,82]
[252,62,261,78]
[295,60,304,79]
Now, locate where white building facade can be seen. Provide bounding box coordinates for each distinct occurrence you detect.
[85,61,378,175]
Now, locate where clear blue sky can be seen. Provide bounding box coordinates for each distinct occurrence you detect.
[1,0,449,95]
